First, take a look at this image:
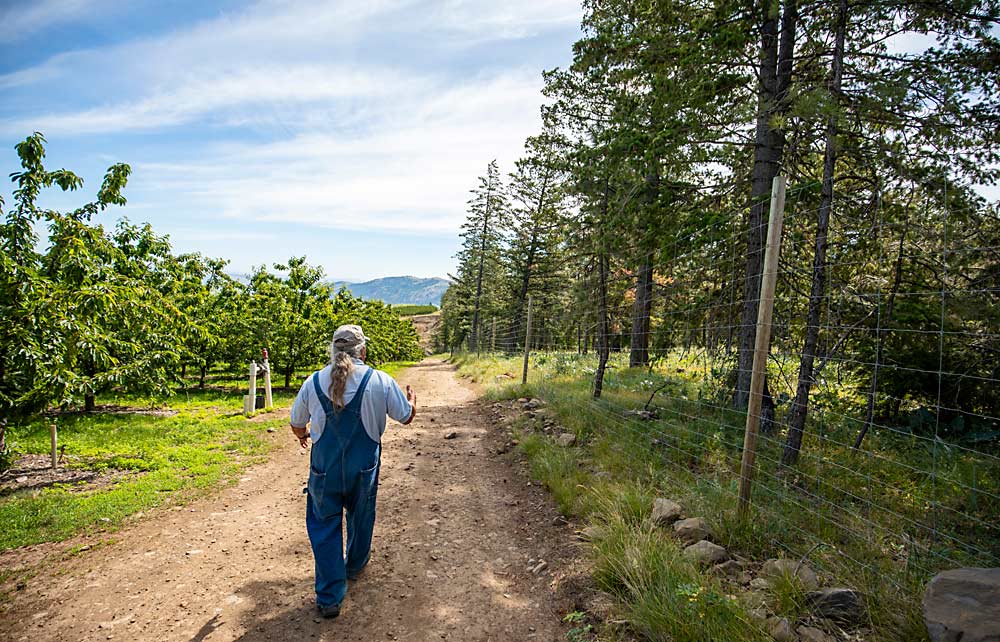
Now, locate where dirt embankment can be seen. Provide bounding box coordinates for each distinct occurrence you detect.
[408,313,442,352]
[0,359,595,642]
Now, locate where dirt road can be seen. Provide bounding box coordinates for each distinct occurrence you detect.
[0,359,578,642]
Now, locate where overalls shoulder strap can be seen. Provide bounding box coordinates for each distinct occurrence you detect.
[311,366,375,417]
[347,367,375,411]
[312,371,335,417]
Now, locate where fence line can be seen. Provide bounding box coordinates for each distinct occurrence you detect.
[449,168,1000,611]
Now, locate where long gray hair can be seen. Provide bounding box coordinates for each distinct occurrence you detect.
[328,340,364,411]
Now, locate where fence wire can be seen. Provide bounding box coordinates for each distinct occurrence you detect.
[452,172,999,613]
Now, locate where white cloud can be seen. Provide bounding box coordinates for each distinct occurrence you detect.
[0,0,102,43]
[7,64,422,134]
[2,0,581,239]
[135,71,546,234]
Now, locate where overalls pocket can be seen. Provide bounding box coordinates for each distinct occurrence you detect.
[308,468,337,520]
[358,458,380,505]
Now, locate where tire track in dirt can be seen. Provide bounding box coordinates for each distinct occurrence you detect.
[0,358,577,642]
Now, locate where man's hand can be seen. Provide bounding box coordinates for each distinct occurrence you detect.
[404,385,417,425]
[291,426,309,448]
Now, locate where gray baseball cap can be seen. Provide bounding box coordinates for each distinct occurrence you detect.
[333,324,369,348]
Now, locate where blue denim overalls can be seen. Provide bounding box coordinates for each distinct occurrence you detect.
[306,367,380,608]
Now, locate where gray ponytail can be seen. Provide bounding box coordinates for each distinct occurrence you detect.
[328,340,364,411]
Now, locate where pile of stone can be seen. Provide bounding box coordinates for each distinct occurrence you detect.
[651,497,863,642]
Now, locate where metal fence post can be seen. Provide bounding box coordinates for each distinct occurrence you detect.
[521,295,533,385]
[738,175,787,515]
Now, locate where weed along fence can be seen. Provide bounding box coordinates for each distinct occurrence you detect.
[452,172,999,638]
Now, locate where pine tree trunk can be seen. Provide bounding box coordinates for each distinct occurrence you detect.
[594,252,611,399]
[735,0,797,409]
[470,186,494,352]
[854,220,908,449]
[594,177,612,399]
[630,256,653,367]
[782,0,846,466]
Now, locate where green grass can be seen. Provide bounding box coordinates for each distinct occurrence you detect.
[452,350,997,642]
[391,304,438,316]
[0,361,416,553]
[1,405,284,551]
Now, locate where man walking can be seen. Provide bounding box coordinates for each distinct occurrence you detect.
[289,325,416,618]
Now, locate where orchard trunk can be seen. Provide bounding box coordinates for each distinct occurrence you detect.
[782,0,846,466]
[85,393,96,412]
[199,364,208,389]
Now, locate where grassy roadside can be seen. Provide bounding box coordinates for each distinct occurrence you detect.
[0,360,418,553]
[451,351,994,642]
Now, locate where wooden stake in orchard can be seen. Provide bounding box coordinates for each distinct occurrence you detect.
[50,421,58,469]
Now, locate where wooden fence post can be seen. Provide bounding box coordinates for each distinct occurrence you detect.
[50,422,58,469]
[521,296,533,385]
[738,175,787,515]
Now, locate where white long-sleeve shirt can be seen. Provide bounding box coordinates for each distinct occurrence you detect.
[289,359,412,444]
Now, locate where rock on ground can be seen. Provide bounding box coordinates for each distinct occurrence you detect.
[807,587,865,626]
[710,559,743,578]
[672,517,710,544]
[682,540,728,566]
[577,525,605,542]
[762,558,820,591]
[651,498,683,526]
[765,616,797,642]
[555,433,577,447]
[923,567,1000,642]
[797,625,836,642]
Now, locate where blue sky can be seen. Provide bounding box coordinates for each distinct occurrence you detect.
[0,0,584,281]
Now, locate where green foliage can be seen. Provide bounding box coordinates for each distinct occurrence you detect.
[390,304,437,316]
[1,133,181,420]
[0,135,424,425]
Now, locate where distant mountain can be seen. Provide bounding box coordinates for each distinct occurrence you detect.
[334,276,450,306]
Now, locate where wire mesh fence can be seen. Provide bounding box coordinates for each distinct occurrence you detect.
[450,170,999,617]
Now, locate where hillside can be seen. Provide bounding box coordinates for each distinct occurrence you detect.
[334,276,450,306]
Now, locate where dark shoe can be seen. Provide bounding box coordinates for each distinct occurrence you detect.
[347,568,364,581]
[318,602,341,619]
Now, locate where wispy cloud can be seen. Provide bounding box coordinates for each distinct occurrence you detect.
[6,64,423,134]
[0,0,582,276]
[0,0,104,43]
[135,71,546,234]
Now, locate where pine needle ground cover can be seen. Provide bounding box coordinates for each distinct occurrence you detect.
[453,352,999,642]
